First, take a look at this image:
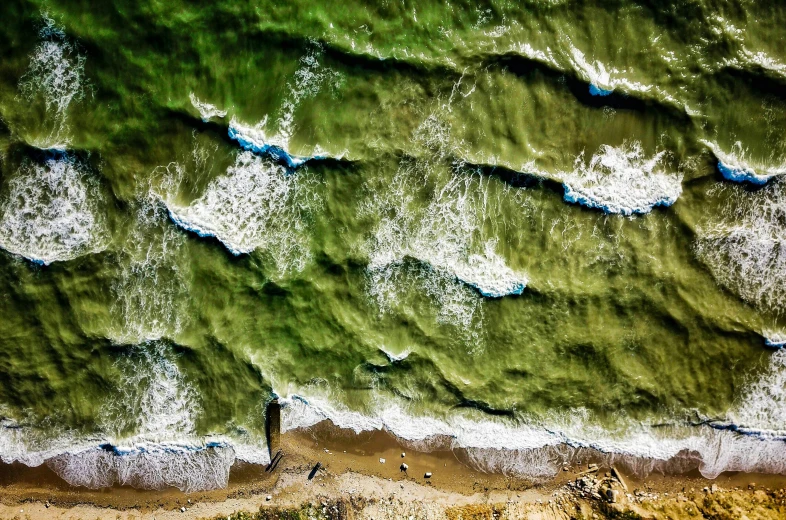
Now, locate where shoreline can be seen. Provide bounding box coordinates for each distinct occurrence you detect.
[1,421,785,519]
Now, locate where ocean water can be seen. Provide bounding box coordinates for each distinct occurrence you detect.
[1,0,785,492]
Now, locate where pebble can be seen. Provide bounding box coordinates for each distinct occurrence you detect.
[401,452,406,458]
[379,458,386,464]
[400,463,408,471]
[424,472,432,478]
[180,507,186,512]
[266,495,272,501]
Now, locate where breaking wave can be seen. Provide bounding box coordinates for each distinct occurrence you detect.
[278,388,786,480]
[695,179,786,315]
[225,43,344,168]
[764,330,786,348]
[364,160,526,338]
[561,141,683,215]
[0,152,107,264]
[228,117,330,168]
[703,140,786,185]
[0,343,269,492]
[361,113,527,346]
[164,151,320,272]
[730,349,786,433]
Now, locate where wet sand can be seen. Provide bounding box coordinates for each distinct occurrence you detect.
[1,421,785,519]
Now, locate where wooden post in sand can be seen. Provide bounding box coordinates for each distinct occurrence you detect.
[266,398,281,458]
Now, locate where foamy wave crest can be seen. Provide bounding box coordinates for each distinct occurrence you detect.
[561,43,686,110]
[18,13,86,146]
[228,117,324,168]
[567,46,614,96]
[0,412,95,468]
[365,169,526,333]
[100,342,200,440]
[47,443,234,492]
[164,151,320,272]
[227,43,343,167]
[1,414,239,492]
[379,346,412,362]
[363,115,526,339]
[561,141,683,215]
[279,391,786,480]
[189,93,227,122]
[702,140,786,185]
[764,330,786,348]
[695,180,786,314]
[109,198,187,344]
[730,349,786,433]
[1,343,267,492]
[0,153,107,264]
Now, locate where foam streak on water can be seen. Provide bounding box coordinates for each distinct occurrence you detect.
[731,349,786,432]
[0,153,107,264]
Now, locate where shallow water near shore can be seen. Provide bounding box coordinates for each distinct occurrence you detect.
[1,0,786,493]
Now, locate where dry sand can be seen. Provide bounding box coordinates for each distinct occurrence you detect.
[1,422,785,519]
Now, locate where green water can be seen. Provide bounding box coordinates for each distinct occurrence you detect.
[0,0,785,492]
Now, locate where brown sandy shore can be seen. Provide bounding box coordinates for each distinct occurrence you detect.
[1,422,785,519]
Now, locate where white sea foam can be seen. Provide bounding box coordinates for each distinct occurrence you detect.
[189,93,227,122]
[366,170,526,333]
[730,349,786,433]
[379,346,412,362]
[47,443,235,492]
[164,150,320,273]
[226,44,343,166]
[109,199,187,344]
[561,141,683,215]
[278,390,786,479]
[39,342,234,492]
[228,117,315,168]
[100,342,200,440]
[0,412,238,492]
[363,115,526,338]
[567,46,614,95]
[0,343,269,491]
[19,13,86,145]
[702,140,786,185]
[0,154,107,264]
[764,330,786,348]
[695,179,786,314]
[0,411,96,468]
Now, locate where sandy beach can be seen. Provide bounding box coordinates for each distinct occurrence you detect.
[1,422,785,519]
